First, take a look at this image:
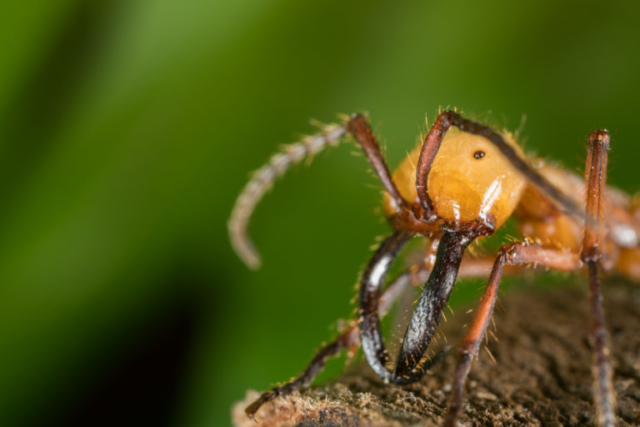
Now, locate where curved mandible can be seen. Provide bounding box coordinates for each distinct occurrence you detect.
[359,230,475,384]
[393,231,475,383]
[359,231,413,382]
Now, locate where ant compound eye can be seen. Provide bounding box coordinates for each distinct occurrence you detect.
[473,150,485,160]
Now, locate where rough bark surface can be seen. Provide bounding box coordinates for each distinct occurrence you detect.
[232,280,640,426]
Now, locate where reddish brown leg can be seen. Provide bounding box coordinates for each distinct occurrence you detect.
[245,252,522,420]
[416,111,585,222]
[244,260,419,421]
[444,243,581,427]
[582,130,616,427]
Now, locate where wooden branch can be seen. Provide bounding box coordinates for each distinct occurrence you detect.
[233,280,640,426]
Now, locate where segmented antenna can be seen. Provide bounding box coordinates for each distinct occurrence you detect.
[228,122,347,269]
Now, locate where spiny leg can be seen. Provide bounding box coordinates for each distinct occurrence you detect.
[444,242,582,427]
[244,255,497,420]
[582,130,616,427]
[245,260,417,421]
[416,110,587,222]
[245,249,522,420]
[244,331,357,422]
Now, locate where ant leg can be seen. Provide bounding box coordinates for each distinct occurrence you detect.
[244,331,358,422]
[245,248,518,420]
[245,252,498,420]
[245,258,417,421]
[416,110,585,222]
[444,242,581,427]
[582,131,616,427]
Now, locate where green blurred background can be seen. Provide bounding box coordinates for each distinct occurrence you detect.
[1,1,639,426]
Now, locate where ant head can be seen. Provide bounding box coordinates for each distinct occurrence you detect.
[427,127,527,228]
[388,128,527,229]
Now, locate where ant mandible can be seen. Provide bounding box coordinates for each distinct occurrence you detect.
[229,110,640,427]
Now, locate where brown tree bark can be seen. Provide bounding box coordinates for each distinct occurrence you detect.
[232,280,640,426]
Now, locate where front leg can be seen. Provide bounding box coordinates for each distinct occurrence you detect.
[245,254,417,421]
[444,242,582,427]
[582,130,616,427]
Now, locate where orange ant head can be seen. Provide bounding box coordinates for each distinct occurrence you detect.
[428,128,527,228]
[389,128,527,228]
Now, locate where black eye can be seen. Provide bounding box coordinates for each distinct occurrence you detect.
[473,150,485,159]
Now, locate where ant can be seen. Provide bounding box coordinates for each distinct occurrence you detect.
[229,110,640,426]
